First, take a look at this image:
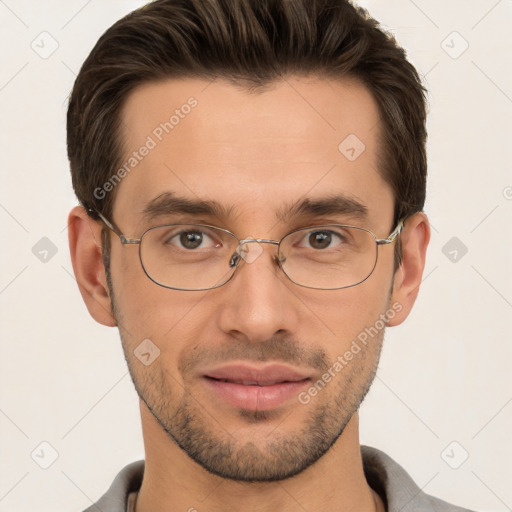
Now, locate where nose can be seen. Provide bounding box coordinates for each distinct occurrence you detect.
[216,240,300,343]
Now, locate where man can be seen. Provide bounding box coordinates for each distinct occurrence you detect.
[66,0,473,511]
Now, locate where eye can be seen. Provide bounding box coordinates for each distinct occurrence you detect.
[298,229,345,250]
[167,229,220,250]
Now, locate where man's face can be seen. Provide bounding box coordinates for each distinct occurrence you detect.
[107,76,397,481]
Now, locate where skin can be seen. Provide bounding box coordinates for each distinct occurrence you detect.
[68,76,430,512]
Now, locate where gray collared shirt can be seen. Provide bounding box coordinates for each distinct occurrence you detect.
[83,446,475,512]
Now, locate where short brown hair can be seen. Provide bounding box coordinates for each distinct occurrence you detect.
[67,0,428,269]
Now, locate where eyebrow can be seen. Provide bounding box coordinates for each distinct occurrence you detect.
[141,192,368,224]
[141,192,234,222]
[275,195,368,222]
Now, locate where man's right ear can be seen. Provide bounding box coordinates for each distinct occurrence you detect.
[68,206,117,327]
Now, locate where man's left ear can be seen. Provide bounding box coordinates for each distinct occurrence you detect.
[388,212,430,326]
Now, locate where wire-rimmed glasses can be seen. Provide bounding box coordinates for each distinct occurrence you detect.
[93,210,404,291]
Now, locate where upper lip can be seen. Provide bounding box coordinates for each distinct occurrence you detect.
[202,363,312,385]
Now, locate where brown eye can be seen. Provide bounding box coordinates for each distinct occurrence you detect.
[179,231,204,249]
[159,228,219,250]
[308,231,332,249]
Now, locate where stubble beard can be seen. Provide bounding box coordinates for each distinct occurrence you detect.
[105,262,385,482]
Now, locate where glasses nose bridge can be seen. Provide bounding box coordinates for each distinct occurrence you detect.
[237,237,280,257]
[238,237,279,248]
[232,237,283,268]
[238,237,280,256]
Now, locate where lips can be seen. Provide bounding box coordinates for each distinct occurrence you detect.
[204,363,311,384]
[201,363,312,410]
[212,379,291,386]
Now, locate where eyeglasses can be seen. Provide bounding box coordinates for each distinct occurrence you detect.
[93,210,404,291]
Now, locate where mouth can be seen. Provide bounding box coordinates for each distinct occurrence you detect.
[203,363,312,383]
[206,377,305,386]
[201,363,312,411]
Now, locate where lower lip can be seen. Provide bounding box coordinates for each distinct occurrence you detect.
[203,377,310,410]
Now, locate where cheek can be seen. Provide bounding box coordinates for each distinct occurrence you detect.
[298,273,392,345]
[109,249,212,341]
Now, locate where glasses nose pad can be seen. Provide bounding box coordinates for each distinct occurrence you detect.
[229,243,282,269]
[229,251,241,268]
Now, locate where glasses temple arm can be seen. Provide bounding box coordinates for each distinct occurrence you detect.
[88,209,138,244]
[375,217,405,245]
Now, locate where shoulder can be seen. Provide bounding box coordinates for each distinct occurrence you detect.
[361,446,476,512]
[82,460,144,512]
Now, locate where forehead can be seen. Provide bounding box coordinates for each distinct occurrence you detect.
[114,75,393,232]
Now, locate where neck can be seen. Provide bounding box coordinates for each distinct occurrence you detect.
[135,402,385,512]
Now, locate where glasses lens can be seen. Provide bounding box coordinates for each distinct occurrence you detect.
[140,224,239,290]
[279,225,378,289]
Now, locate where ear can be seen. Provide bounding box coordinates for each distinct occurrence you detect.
[388,212,430,327]
[68,206,117,327]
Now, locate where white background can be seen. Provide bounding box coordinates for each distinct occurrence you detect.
[0,1,511,511]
